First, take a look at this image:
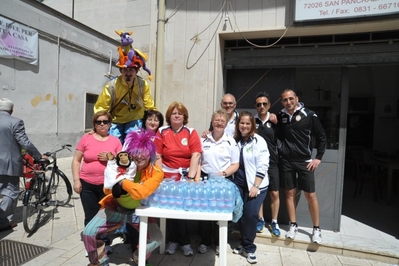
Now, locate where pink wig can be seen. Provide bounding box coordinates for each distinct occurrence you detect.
[123,129,157,161]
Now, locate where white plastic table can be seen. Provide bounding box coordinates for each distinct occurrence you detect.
[135,206,232,266]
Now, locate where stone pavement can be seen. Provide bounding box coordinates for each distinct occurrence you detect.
[0,157,398,266]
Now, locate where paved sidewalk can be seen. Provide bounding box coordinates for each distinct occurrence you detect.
[0,157,398,266]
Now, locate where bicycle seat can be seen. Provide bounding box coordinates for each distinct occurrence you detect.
[34,158,50,165]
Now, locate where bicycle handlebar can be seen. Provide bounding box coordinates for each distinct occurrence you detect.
[43,144,72,157]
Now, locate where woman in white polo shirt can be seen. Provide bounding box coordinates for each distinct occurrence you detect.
[197,109,240,255]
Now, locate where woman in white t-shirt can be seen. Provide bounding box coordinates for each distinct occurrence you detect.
[197,109,240,255]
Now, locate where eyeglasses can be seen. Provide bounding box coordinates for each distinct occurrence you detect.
[95,120,110,125]
[222,102,235,106]
[256,102,269,108]
[213,119,227,124]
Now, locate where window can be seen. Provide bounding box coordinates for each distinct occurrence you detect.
[85,93,98,130]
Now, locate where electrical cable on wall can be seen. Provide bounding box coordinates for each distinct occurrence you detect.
[186,0,227,69]
[227,0,290,49]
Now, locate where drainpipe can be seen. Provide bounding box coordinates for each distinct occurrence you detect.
[155,0,166,108]
[56,35,60,135]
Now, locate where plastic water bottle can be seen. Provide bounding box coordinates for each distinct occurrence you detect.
[198,182,209,212]
[150,186,161,208]
[191,183,201,212]
[141,193,153,206]
[174,182,185,210]
[184,183,194,211]
[159,181,170,208]
[208,184,218,213]
[216,183,226,211]
[224,183,235,213]
[167,181,177,209]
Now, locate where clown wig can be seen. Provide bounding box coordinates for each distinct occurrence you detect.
[123,129,157,162]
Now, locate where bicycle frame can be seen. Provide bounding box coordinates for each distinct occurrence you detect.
[22,144,72,234]
[22,144,73,206]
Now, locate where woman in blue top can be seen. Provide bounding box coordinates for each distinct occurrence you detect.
[232,111,269,265]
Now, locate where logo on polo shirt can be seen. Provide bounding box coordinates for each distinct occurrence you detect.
[219,146,225,153]
[181,138,188,146]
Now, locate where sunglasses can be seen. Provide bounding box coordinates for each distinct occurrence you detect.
[256,102,269,108]
[95,120,110,125]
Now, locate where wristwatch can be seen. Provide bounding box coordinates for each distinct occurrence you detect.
[187,176,195,180]
[222,171,227,177]
[253,184,260,189]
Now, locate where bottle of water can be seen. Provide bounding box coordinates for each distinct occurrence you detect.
[159,181,170,208]
[167,181,177,209]
[141,193,153,206]
[184,182,194,211]
[208,184,218,213]
[191,182,201,212]
[224,182,235,213]
[216,183,226,211]
[174,182,185,210]
[198,182,209,212]
[150,186,161,208]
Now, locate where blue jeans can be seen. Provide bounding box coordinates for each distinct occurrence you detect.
[109,119,143,143]
[235,184,267,253]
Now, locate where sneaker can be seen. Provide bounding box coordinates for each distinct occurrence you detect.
[312,228,322,244]
[180,244,194,256]
[165,242,178,255]
[285,223,298,239]
[269,221,281,237]
[197,244,210,254]
[85,250,88,257]
[256,218,265,233]
[215,245,219,255]
[245,252,258,264]
[233,245,244,254]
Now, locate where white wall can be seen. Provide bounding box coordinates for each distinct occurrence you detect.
[1,0,119,155]
[38,0,399,141]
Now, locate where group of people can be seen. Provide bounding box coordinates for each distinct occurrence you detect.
[185,90,326,264]
[0,37,327,266]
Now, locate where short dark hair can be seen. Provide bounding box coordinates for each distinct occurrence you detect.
[281,89,297,96]
[254,92,270,103]
[142,109,164,130]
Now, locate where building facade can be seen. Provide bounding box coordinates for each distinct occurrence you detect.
[8,0,399,230]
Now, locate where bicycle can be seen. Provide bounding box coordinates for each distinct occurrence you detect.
[21,144,73,233]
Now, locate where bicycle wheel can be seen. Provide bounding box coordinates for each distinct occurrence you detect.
[49,169,72,206]
[22,178,43,233]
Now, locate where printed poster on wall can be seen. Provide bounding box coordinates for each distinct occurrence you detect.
[0,16,38,65]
